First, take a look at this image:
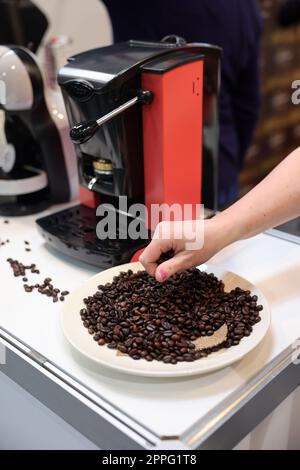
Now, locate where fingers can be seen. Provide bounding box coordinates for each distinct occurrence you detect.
[155,253,194,282]
[139,239,164,277]
[140,222,191,281]
[139,223,174,277]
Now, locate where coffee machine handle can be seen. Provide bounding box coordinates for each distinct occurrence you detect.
[70,90,153,145]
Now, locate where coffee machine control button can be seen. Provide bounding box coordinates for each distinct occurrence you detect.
[63,80,94,102]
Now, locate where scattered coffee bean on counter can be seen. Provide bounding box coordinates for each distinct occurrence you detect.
[80,268,263,364]
[6,259,35,277]
[7,259,70,303]
[24,241,31,252]
[23,277,69,302]
[4,220,9,224]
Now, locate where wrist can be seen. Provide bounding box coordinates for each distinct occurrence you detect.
[210,211,240,250]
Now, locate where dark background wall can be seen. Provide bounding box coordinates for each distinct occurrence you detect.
[241,0,300,195]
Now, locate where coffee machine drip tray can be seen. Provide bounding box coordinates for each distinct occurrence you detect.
[36,205,150,269]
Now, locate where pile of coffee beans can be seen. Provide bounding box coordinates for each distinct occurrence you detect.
[7,258,69,303]
[7,259,40,277]
[2,221,70,304]
[80,268,263,364]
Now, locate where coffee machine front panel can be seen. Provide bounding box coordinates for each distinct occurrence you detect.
[60,74,144,203]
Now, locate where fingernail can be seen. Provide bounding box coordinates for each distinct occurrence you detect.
[159,268,168,281]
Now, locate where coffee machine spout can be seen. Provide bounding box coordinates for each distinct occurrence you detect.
[70,89,153,145]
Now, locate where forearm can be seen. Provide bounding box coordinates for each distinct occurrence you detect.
[215,147,300,246]
[141,148,300,281]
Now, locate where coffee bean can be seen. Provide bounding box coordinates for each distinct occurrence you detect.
[171,334,180,342]
[132,355,141,360]
[146,324,155,332]
[135,337,144,344]
[163,355,172,363]
[129,348,138,356]
[163,330,173,337]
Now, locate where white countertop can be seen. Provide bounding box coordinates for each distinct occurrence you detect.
[1,206,300,438]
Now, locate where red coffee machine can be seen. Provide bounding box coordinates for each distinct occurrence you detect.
[37,37,221,268]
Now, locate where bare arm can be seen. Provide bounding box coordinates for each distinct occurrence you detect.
[140,147,300,281]
[218,146,300,244]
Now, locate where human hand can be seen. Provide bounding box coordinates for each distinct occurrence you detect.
[139,217,230,282]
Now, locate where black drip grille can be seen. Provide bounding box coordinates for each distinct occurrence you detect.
[36,205,150,268]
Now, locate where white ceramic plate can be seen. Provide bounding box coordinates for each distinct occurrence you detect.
[61,262,271,378]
